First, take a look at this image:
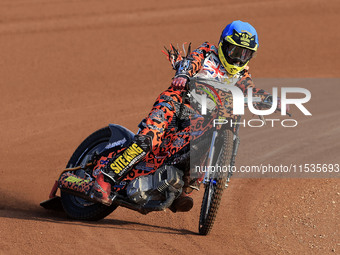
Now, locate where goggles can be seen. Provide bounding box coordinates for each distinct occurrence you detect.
[222,43,255,65]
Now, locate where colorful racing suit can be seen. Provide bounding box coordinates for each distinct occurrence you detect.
[101,42,269,185]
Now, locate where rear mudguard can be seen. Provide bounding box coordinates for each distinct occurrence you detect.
[40,124,135,209]
[105,124,135,153]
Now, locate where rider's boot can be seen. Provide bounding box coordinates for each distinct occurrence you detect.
[89,172,112,206]
[169,192,194,213]
[169,171,199,213]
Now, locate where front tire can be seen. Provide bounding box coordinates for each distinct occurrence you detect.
[198,129,234,235]
[61,127,118,221]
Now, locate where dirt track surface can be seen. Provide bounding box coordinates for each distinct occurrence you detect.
[0,0,339,254]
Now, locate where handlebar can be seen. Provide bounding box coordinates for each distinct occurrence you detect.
[188,77,292,117]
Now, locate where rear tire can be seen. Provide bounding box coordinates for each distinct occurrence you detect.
[61,127,118,221]
[198,129,234,235]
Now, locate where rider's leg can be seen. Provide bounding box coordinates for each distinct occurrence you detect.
[91,88,182,203]
[93,88,194,210]
[99,88,183,183]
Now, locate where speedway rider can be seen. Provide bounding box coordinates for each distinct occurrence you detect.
[93,20,267,212]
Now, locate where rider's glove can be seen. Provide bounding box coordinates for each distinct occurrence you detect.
[277,97,290,114]
[171,57,192,90]
[171,75,189,90]
[265,95,290,114]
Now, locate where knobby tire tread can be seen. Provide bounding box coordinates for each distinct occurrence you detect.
[199,129,234,235]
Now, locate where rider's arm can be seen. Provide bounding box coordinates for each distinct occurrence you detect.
[236,70,285,110]
[235,70,269,96]
[175,42,216,78]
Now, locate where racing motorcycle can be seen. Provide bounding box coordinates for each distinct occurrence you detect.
[40,77,273,235]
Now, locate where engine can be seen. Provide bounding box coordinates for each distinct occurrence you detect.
[126,165,184,205]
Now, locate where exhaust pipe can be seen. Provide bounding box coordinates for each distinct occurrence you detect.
[58,172,96,200]
[58,172,115,206]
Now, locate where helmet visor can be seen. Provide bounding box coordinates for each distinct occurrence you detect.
[222,43,254,65]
